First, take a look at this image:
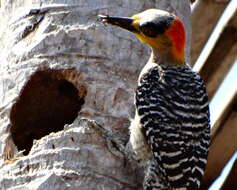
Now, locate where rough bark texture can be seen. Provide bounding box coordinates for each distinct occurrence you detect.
[0,1,191,189]
[0,119,143,189]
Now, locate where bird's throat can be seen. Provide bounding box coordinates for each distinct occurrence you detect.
[136,33,185,65]
[150,48,185,66]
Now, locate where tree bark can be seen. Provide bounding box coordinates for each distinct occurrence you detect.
[0,1,191,189]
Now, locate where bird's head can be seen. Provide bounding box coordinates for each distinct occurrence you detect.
[98,9,186,65]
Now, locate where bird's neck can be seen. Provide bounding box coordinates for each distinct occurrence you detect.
[138,48,186,85]
[149,47,185,66]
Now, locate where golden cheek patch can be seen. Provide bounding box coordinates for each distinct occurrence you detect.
[135,33,171,50]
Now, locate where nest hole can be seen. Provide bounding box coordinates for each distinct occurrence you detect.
[10,69,86,155]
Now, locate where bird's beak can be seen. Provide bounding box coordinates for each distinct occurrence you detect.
[98,14,139,33]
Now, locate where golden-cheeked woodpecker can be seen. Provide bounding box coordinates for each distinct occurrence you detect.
[98,9,210,190]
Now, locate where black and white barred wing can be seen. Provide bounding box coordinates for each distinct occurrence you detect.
[136,66,210,189]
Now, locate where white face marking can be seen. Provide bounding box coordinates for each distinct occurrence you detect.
[137,9,171,26]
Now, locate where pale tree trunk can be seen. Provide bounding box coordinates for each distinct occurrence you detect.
[0,0,191,189]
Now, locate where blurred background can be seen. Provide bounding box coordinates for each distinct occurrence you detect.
[190,0,237,189]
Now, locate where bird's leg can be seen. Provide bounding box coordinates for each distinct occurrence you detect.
[143,159,169,190]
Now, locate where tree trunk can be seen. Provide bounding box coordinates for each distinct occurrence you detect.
[0,0,191,189]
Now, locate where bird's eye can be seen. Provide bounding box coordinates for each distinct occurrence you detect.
[140,22,158,37]
[140,15,174,37]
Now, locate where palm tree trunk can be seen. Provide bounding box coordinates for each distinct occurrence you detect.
[0,1,191,189]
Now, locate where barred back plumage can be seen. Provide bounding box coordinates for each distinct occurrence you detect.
[97,8,210,190]
[136,64,210,190]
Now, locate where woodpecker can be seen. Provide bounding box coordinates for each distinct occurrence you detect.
[98,9,210,190]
